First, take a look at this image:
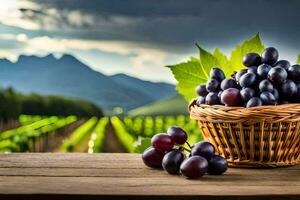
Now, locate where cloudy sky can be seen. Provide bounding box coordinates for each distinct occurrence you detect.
[0,0,300,83]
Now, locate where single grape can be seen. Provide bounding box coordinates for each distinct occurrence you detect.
[246,97,263,107]
[272,88,279,100]
[292,84,300,102]
[191,141,215,160]
[259,79,274,92]
[217,91,222,99]
[257,64,272,79]
[221,88,242,106]
[206,79,220,92]
[281,79,297,98]
[247,66,257,74]
[240,87,255,102]
[260,91,276,105]
[210,67,225,82]
[239,72,257,88]
[280,100,290,104]
[220,78,238,90]
[268,66,287,85]
[273,60,291,70]
[167,126,187,145]
[151,133,174,151]
[205,92,220,105]
[142,147,165,168]
[208,155,228,175]
[196,96,206,106]
[287,64,300,83]
[231,71,237,80]
[235,69,248,82]
[162,149,185,174]
[180,156,208,179]
[243,53,261,67]
[261,47,279,65]
[196,84,208,96]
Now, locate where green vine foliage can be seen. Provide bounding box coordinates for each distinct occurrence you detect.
[167,33,266,102]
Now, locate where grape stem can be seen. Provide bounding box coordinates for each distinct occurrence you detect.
[186,141,192,149]
[179,146,191,153]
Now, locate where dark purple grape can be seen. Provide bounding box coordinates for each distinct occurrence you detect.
[142,147,165,168]
[260,92,276,105]
[167,126,187,145]
[206,79,220,92]
[220,78,238,90]
[292,84,300,102]
[235,69,248,82]
[191,141,215,160]
[259,79,273,92]
[210,67,225,82]
[217,91,222,99]
[272,88,279,100]
[243,53,261,67]
[281,79,297,98]
[261,47,279,65]
[240,87,255,102]
[208,155,228,175]
[151,134,174,151]
[257,64,272,79]
[247,66,257,74]
[180,156,208,179]
[221,88,242,106]
[231,71,237,80]
[287,64,300,83]
[205,92,220,105]
[196,96,206,106]
[273,60,290,70]
[280,100,290,104]
[162,149,185,174]
[246,97,263,107]
[268,66,287,85]
[196,84,208,96]
[239,72,257,88]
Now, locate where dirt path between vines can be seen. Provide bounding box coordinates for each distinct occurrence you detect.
[103,121,127,153]
[51,119,87,152]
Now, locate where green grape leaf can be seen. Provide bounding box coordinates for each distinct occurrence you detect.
[197,45,220,78]
[213,48,232,77]
[167,46,221,102]
[134,137,151,153]
[190,56,200,62]
[297,54,300,64]
[230,33,265,69]
[167,59,206,102]
[167,33,266,102]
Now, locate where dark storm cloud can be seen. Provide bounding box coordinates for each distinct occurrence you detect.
[24,0,300,54]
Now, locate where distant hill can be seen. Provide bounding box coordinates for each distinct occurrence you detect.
[0,54,177,112]
[128,95,189,116]
[111,74,175,101]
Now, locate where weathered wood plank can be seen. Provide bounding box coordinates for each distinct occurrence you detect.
[0,153,299,200]
[0,153,141,168]
[0,167,299,178]
[1,176,300,195]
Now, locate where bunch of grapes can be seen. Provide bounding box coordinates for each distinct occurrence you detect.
[142,126,227,179]
[196,47,300,107]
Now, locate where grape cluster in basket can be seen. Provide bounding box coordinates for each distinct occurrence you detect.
[196,47,300,107]
[142,126,228,179]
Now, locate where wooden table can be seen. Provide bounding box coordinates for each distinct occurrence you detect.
[0,153,299,200]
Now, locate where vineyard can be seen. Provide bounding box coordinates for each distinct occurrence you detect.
[0,115,202,153]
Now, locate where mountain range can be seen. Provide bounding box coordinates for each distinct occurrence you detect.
[0,54,176,112]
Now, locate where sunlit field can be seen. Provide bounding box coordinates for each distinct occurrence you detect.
[0,115,202,153]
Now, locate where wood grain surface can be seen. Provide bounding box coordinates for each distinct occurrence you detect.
[0,153,299,200]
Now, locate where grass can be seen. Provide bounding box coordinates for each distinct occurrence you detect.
[128,95,189,116]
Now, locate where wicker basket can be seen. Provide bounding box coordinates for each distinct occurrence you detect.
[189,100,300,168]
